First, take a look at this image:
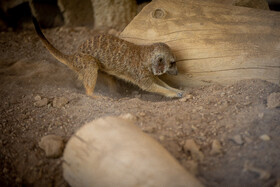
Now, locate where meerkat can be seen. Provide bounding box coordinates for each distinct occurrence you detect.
[32,17,184,98]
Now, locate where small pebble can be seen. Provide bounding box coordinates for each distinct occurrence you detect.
[185,94,193,99]
[267,92,280,108]
[143,126,156,133]
[231,134,244,145]
[52,97,69,108]
[119,113,137,121]
[259,134,270,141]
[210,140,222,155]
[34,95,41,101]
[39,135,64,158]
[179,97,187,102]
[184,139,204,162]
[179,94,193,102]
[258,113,264,119]
[34,98,48,107]
[159,135,165,141]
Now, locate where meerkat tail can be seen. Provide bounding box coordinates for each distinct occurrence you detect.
[32,16,71,66]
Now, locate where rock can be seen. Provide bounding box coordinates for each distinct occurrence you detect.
[258,113,264,119]
[243,161,271,180]
[179,94,193,102]
[259,134,271,141]
[34,98,48,107]
[231,134,244,145]
[179,97,187,102]
[267,92,280,109]
[185,94,193,99]
[52,97,69,108]
[39,135,64,158]
[181,160,198,175]
[210,140,222,155]
[119,113,137,121]
[184,139,204,162]
[159,135,165,141]
[138,112,146,117]
[143,126,156,133]
[34,95,41,101]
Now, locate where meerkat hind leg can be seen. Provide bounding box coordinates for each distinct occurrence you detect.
[83,69,99,98]
[99,72,118,93]
[77,55,99,98]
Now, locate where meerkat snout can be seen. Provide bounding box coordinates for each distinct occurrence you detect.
[166,60,178,75]
[151,43,178,76]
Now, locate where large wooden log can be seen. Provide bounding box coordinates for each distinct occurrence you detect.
[63,116,203,187]
[120,0,280,87]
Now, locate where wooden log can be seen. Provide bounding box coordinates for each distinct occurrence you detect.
[120,0,280,87]
[63,116,203,187]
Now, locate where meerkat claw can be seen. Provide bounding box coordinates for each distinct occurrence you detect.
[177,92,184,98]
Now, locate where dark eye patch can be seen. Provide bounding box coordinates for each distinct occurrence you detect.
[170,61,176,67]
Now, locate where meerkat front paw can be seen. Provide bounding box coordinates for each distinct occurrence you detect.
[177,91,184,98]
[166,91,183,98]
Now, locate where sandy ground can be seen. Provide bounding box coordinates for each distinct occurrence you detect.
[0,28,279,187]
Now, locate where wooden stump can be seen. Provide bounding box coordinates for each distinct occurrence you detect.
[63,116,203,187]
[120,0,280,87]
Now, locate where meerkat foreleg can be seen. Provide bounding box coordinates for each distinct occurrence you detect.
[145,83,182,98]
[141,78,183,98]
[154,77,183,94]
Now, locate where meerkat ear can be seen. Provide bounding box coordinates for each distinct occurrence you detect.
[152,56,166,75]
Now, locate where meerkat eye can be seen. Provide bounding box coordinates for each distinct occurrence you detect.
[170,61,176,67]
[158,57,163,63]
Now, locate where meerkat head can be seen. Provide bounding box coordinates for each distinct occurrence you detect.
[150,43,178,76]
